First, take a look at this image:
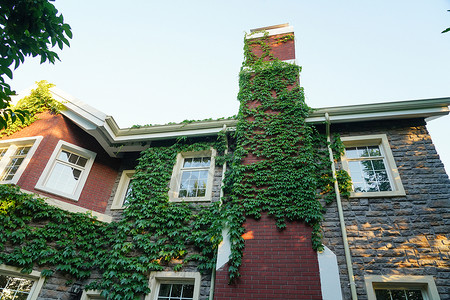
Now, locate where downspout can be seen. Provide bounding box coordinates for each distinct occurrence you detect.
[209,124,228,300]
[325,113,358,300]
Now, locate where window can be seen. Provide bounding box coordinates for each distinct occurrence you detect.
[0,264,45,300]
[365,275,441,300]
[0,136,43,184]
[147,272,201,300]
[35,140,96,201]
[111,170,135,209]
[169,150,216,202]
[341,134,405,197]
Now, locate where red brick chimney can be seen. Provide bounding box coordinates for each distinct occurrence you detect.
[214,24,323,300]
[246,23,296,62]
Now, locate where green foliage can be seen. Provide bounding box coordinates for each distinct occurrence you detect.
[0,0,72,129]
[0,137,227,299]
[0,80,62,137]
[0,30,352,297]
[220,32,351,281]
[131,115,237,129]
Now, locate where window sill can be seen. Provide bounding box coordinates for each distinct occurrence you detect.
[169,196,212,203]
[350,190,406,198]
[34,185,80,201]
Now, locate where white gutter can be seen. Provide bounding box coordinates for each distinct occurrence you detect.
[48,87,450,157]
[325,113,358,300]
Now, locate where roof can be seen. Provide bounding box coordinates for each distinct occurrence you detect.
[49,87,450,157]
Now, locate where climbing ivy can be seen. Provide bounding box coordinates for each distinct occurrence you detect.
[0,80,62,137]
[0,30,351,298]
[220,32,351,281]
[0,137,227,299]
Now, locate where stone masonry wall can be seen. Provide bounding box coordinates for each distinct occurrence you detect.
[321,118,450,300]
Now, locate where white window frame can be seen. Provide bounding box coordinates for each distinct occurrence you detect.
[169,149,216,202]
[35,140,96,201]
[0,136,43,184]
[365,275,441,300]
[341,134,405,198]
[146,271,201,300]
[111,170,135,209]
[0,264,45,300]
[80,290,105,300]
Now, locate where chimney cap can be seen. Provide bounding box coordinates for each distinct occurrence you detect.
[250,23,290,33]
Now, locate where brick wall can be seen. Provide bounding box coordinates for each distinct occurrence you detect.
[248,33,296,61]
[1,112,120,213]
[214,214,322,300]
[322,118,450,299]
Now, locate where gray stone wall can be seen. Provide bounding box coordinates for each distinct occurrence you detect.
[322,119,450,300]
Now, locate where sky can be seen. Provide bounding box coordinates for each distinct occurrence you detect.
[6,0,450,173]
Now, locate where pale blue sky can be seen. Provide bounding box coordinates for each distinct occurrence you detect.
[7,0,450,172]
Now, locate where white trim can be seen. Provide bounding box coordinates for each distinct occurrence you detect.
[146,271,201,300]
[20,189,112,223]
[0,136,43,184]
[341,134,405,198]
[80,290,104,300]
[47,83,450,157]
[0,264,45,300]
[111,170,135,209]
[318,246,343,300]
[364,275,441,300]
[35,140,96,201]
[247,25,294,39]
[169,149,216,202]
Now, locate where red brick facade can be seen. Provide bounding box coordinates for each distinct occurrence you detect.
[248,33,296,61]
[214,214,322,300]
[1,112,119,213]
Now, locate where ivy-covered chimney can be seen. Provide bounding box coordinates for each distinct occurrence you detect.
[214,24,324,300]
[245,23,296,63]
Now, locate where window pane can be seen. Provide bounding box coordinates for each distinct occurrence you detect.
[366,146,381,157]
[158,284,171,297]
[171,284,182,297]
[123,180,134,206]
[183,158,193,168]
[45,163,81,194]
[15,146,30,156]
[390,289,407,300]
[182,284,194,298]
[375,289,424,300]
[345,147,359,159]
[179,170,208,198]
[375,289,391,300]
[0,275,34,300]
[58,150,71,162]
[77,157,88,167]
[348,157,392,193]
[157,283,194,300]
[191,157,203,168]
[406,290,424,300]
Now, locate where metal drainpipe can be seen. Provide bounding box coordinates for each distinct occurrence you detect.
[325,113,358,300]
[209,124,228,300]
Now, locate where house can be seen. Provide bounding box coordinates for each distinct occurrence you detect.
[0,24,449,300]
